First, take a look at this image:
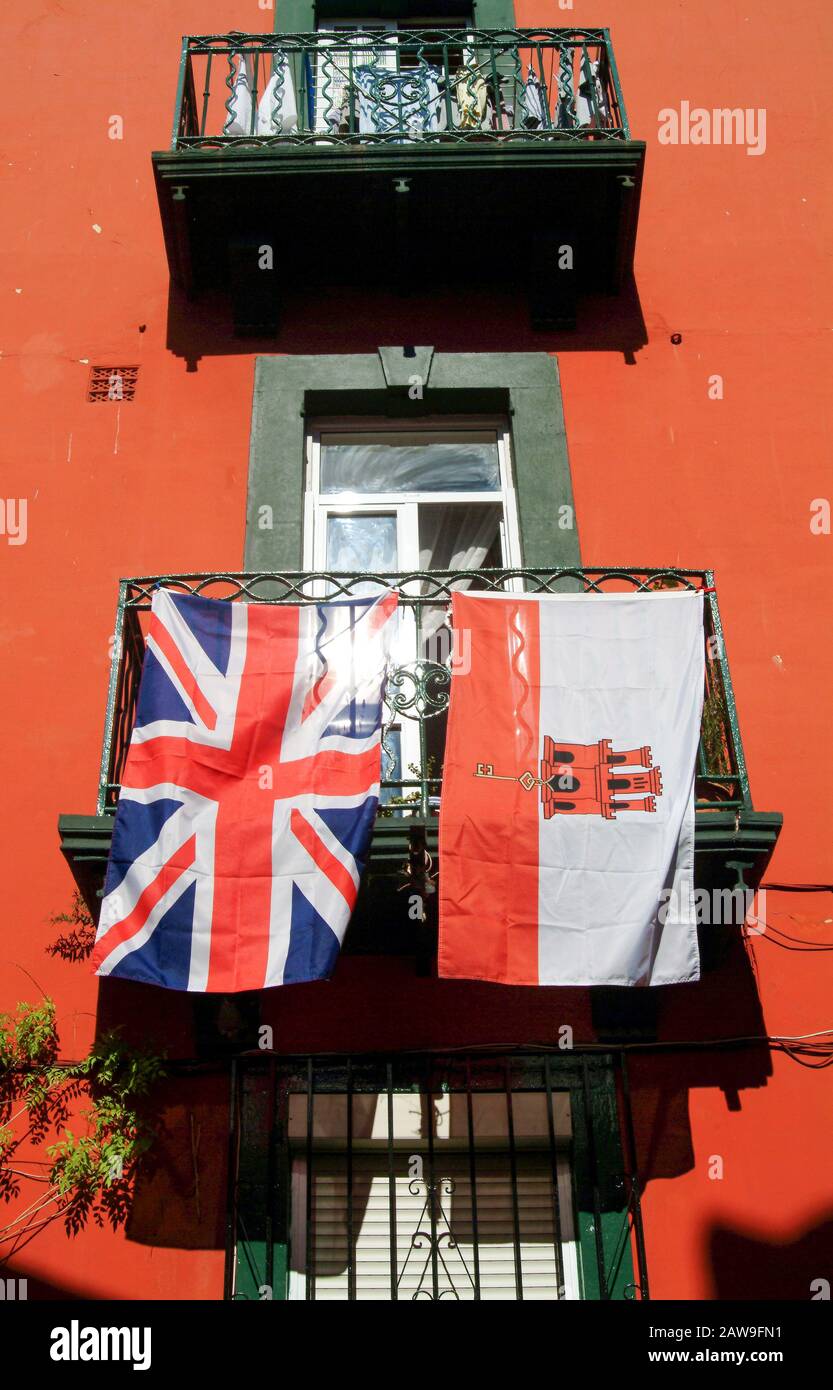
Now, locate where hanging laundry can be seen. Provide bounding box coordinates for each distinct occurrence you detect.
[223,50,254,137]
[413,67,444,135]
[256,51,299,136]
[399,66,445,137]
[520,65,547,129]
[495,77,515,132]
[350,64,444,140]
[454,66,489,130]
[556,86,576,129]
[351,66,387,135]
[302,53,316,130]
[556,46,577,129]
[576,58,610,127]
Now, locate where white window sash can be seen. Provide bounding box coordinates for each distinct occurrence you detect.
[304,423,521,571]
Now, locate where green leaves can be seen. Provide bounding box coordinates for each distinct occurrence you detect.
[0,999,165,1238]
[0,997,58,1067]
[45,893,96,962]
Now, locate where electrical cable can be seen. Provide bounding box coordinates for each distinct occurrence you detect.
[760,883,833,893]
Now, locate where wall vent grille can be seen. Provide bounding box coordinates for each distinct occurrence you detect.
[87,365,139,402]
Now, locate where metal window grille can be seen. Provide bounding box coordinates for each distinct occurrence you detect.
[228,1052,648,1302]
[296,1149,576,1300]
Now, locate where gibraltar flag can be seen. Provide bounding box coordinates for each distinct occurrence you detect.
[438,590,705,987]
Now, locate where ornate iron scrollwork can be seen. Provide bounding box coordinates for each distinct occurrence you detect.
[386,660,451,721]
[399,1177,474,1300]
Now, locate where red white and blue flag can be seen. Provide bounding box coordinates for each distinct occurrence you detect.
[93,586,397,992]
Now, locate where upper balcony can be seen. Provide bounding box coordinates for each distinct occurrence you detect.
[152,29,646,333]
[60,568,781,958]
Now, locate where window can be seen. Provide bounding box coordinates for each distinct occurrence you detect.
[304,421,521,647]
[229,1053,641,1303]
[285,1090,579,1300]
[246,352,578,576]
[304,421,521,799]
[305,421,520,579]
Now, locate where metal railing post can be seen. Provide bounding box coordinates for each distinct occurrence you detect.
[97,579,128,816]
[171,35,191,149]
[602,26,630,137]
[705,569,752,806]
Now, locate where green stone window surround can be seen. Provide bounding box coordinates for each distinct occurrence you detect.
[245,349,579,571]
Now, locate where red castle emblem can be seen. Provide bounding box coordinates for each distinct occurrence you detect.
[475,737,662,821]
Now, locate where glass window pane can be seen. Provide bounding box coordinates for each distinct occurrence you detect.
[320,433,501,494]
[417,502,503,663]
[326,514,398,571]
[418,501,502,571]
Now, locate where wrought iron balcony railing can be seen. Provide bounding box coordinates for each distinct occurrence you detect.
[170,29,630,149]
[98,569,749,821]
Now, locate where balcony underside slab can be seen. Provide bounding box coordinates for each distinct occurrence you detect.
[152,140,646,331]
[59,807,782,955]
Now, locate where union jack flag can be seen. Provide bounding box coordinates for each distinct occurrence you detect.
[93,586,398,991]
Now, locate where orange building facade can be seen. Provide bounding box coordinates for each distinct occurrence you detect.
[1,0,831,1304]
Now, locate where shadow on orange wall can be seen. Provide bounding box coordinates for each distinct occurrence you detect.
[626,1042,771,1186]
[707,1211,833,1301]
[125,1071,230,1253]
[85,921,773,1254]
[163,277,649,371]
[621,929,771,1185]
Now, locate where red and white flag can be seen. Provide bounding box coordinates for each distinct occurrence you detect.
[438,590,705,986]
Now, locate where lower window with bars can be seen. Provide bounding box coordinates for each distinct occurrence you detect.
[230,1053,644,1302]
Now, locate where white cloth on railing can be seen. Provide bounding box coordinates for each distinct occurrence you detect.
[576,58,609,127]
[257,52,299,135]
[223,51,254,136]
[454,66,489,129]
[350,64,444,137]
[520,66,547,129]
[223,50,300,136]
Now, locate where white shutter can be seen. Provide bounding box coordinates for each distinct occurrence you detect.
[290,1151,580,1300]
